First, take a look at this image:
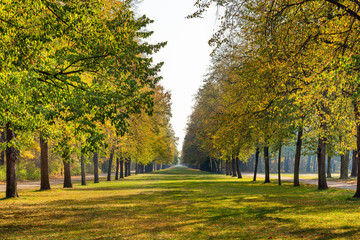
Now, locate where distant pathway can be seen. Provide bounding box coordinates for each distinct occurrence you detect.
[245,173,357,190]
[0,174,107,192]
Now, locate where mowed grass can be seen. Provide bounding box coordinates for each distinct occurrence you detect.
[1,167,360,239]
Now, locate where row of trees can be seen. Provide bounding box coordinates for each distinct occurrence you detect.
[185,145,355,177]
[183,0,360,197]
[0,0,177,198]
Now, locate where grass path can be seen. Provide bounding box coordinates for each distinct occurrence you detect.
[1,166,360,239]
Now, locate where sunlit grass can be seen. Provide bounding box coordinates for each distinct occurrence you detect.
[1,166,360,239]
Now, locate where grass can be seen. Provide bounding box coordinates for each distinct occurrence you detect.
[1,166,360,239]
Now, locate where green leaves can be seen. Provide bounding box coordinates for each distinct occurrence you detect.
[0,0,166,156]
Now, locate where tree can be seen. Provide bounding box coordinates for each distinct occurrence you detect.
[0,0,166,197]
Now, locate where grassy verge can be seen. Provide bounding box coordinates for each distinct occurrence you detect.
[1,167,360,239]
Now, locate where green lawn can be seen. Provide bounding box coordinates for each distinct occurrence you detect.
[1,167,360,239]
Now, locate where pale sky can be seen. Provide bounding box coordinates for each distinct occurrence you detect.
[139,0,218,151]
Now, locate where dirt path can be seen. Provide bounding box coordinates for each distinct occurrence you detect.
[245,173,357,190]
[0,174,108,192]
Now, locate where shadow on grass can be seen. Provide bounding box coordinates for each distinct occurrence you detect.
[1,167,360,239]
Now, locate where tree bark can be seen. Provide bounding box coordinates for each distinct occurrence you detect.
[5,122,18,198]
[340,154,346,179]
[278,145,282,186]
[128,158,131,176]
[317,137,328,190]
[225,161,229,175]
[327,156,332,178]
[120,159,124,179]
[354,101,360,197]
[81,154,86,185]
[236,157,242,178]
[264,146,270,183]
[115,157,119,180]
[125,159,128,177]
[294,127,303,187]
[107,149,114,181]
[340,151,349,179]
[229,159,232,176]
[40,134,51,190]
[63,153,72,188]
[0,131,5,166]
[231,156,236,177]
[93,152,99,183]
[351,150,358,177]
[253,147,260,181]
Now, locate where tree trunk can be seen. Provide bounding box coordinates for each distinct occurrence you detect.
[327,156,332,178]
[340,154,346,179]
[0,149,4,165]
[124,160,128,177]
[229,159,232,176]
[0,131,5,166]
[264,146,270,183]
[253,147,260,181]
[115,157,119,180]
[236,157,242,178]
[120,159,124,179]
[354,102,360,197]
[278,145,282,186]
[40,134,51,190]
[294,127,303,187]
[63,154,72,188]
[93,152,99,183]
[5,122,18,198]
[351,150,358,177]
[81,154,86,185]
[125,160,128,177]
[225,161,229,175]
[231,156,236,177]
[317,137,328,190]
[345,151,350,178]
[340,151,349,179]
[128,158,131,176]
[107,149,114,181]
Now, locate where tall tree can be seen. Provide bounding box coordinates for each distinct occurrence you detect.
[40,134,51,190]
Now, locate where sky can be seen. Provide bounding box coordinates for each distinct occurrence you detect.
[138,0,218,152]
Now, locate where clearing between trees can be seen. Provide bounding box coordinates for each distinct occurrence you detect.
[1,166,360,239]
